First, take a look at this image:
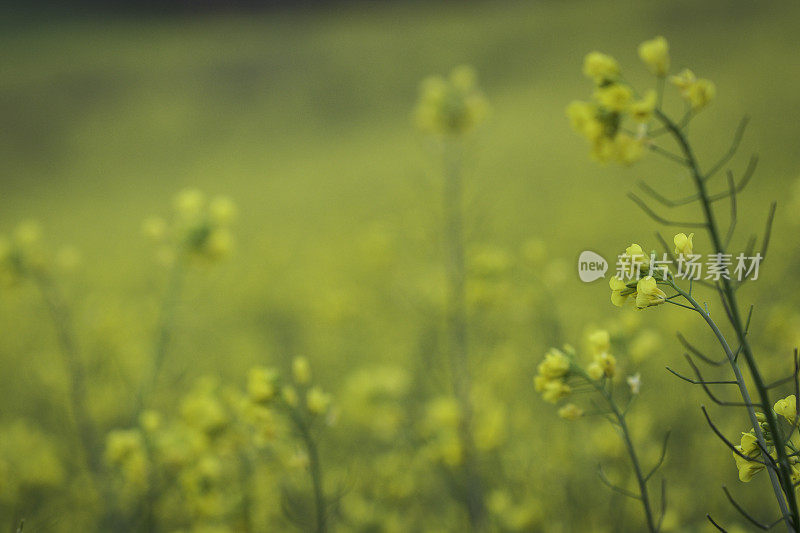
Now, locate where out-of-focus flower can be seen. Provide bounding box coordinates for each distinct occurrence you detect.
[638,36,670,76]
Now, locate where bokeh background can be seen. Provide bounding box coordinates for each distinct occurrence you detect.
[2,1,800,531]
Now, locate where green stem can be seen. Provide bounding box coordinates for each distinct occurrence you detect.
[584,372,657,532]
[289,408,327,533]
[442,140,486,529]
[656,110,798,531]
[32,271,101,477]
[135,255,186,416]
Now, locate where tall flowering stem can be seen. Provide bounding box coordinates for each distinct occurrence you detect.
[570,37,798,530]
[414,66,489,529]
[32,269,101,476]
[655,110,800,530]
[535,337,667,532]
[443,139,486,528]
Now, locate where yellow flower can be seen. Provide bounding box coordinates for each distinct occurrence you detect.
[774,395,797,423]
[414,66,488,136]
[586,362,604,381]
[638,36,670,76]
[631,90,657,122]
[594,84,633,113]
[733,451,765,482]
[624,243,648,265]
[566,101,603,141]
[614,133,644,165]
[673,232,694,256]
[541,380,571,403]
[670,69,715,110]
[739,431,760,456]
[733,432,765,483]
[247,366,279,404]
[592,352,617,379]
[583,52,620,84]
[558,403,583,421]
[588,329,611,355]
[670,69,696,90]
[686,78,715,110]
[292,356,311,385]
[306,387,332,415]
[635,276,666,309]
[537,348,571,380]
[209,196,237,225]
[609,276,636,307]
[174,188,206,221]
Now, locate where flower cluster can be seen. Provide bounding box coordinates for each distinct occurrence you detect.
[414,65,489,137]
[608,243,668,309]
[0,221,80,286]
[534,329,622,413]
[143,188,237,264]
[733,395,800,485]
[247,356,333,420]
[567,36,715,164]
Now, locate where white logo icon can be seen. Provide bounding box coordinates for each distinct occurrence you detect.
[578,251,608,282]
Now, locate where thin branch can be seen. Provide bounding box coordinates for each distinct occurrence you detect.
[638,155,757,208]
[597,465,641,500]
[648,143,689,165]
[627,192,707,228]
[676,331,726,366]
[722,485,772,530]
[707,514,728,532]
[666,366,737,385]
[701,406,767,464]
[645,431,671,481]
[683,354,760,407]
[724,172,737,250]
[704,117,750,181]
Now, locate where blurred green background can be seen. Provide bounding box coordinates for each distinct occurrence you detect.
[2,1,800,531]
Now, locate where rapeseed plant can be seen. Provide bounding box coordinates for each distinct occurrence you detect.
[570,36,800,531]
[534,330,669,532]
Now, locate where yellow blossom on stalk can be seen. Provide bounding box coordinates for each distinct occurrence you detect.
[635,276,667,309]
[673,232,694,256]
[733,430,765,482]
[631,90,657,122]
[414,65,488,136]
[583,51,620,84]
[174,188,206,222]
[558,403,583,421]
[594,83,633,112]
[588,329,611,355]
[614,133,644,165]
[592,352,617,378]
[142,216,167,241]
[537,348,570,379]
[670,69,715,110]
[685,79,715,110]
[541,380,571,403]
[774,395,797,423]
[624,243,648,265]
[292,356,311,385]
[587,362,605,381]
[306,387,332,415]
[638,36,670,76]
[670,69,697,90]
[566,101,603,142]
[247,366,279,404]
[609,276,636,307]
[209,196,237,225]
